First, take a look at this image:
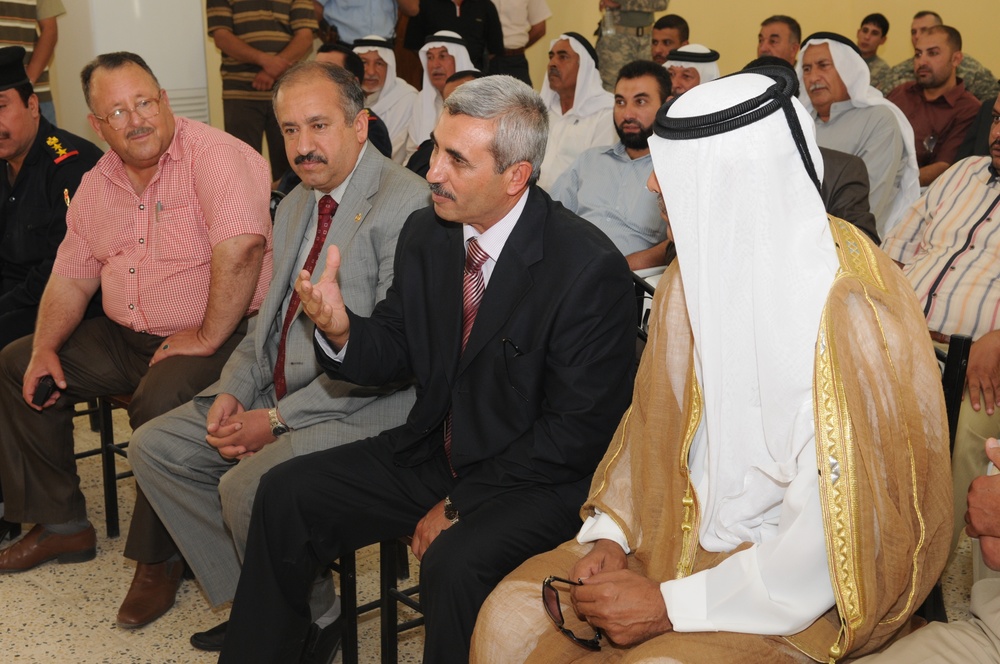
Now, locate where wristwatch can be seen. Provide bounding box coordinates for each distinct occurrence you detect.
[268,407,290,436]
[444,495,460,524]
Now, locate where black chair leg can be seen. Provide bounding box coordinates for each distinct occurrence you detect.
[916,582,948,623]
[98,398,120,538]
[340,550,358,664]
[380,541,400,663]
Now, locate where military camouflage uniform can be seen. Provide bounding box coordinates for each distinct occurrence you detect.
[885,53,999,102]
[595,0,668,91]
[865,54,893,94]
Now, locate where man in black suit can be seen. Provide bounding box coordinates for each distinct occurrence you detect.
[219,75,637,663]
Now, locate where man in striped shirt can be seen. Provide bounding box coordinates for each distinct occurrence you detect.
[883,91,1000,558]
[0,0,63,124]
[206,0,317,182]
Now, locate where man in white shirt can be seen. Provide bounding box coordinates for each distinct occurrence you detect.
[352,35,418,163]
[537,32,616,190]
[407,30,476,159]
[797,31,919,238]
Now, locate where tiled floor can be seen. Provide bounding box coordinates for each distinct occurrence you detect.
[0,407,976,662]
[0,407,424,663]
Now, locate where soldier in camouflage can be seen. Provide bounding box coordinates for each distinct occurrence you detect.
[856,13,893,93]
[595,0,668,91]
[884,11,998,103]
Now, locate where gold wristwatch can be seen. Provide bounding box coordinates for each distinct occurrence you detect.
[268,407,290,436]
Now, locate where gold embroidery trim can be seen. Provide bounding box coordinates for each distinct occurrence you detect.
[828,216,886,292]
[676,362,702,579]
[815,315,863,636]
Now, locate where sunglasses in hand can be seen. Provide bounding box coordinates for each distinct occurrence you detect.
[541,576,603,651]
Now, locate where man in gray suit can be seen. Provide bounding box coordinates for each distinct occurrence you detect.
[126,61,429,651]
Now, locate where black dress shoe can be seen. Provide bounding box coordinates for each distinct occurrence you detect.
[0,519,20,543]
[300,615,343,664]
[190,620,228,651]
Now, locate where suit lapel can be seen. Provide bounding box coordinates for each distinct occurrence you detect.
[261,188,314,336]
[436,221,466,386]
[457,188,545,374]
[312,148,379,282]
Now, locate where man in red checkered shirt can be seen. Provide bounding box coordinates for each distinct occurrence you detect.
[0,51,273,626]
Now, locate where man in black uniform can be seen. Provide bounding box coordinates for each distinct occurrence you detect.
[0,45,102,542]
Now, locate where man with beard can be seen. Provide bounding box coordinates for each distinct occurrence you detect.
[884,11,998,104]
[887,25,979,186]
[352,36,417,163]
[550,60,669,269]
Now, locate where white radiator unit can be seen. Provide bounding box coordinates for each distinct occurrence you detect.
[166,87,211,125]
[52,0,210,145]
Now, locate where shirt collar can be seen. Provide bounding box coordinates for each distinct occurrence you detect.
[462,188,530,262]
[313,142,368,206]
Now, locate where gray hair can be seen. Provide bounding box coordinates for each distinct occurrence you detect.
[443,75,548,184]
[272,61,365,124]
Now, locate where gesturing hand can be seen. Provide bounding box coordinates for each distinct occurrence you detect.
[295,245,351,349]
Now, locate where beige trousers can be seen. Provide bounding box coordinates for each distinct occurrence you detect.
[470,541,812,664]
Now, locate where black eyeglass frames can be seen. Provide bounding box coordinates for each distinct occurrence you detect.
[541,575,602,651]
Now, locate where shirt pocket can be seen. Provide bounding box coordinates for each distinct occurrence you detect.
[152,203,213,265]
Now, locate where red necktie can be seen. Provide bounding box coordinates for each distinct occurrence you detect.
[273,195,337,400]
[443,238,490,474]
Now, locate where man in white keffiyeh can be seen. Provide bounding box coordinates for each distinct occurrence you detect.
[407,30,476,158]
[472,66,951,663]
[353,35,417,164]
[537,32,616,190]
[797,31,919,238]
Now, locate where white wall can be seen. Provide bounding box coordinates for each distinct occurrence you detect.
[50,0,210,145]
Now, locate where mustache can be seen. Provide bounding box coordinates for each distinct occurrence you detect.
[808,82,826,92]
[295,152,328,165]
[429,182,456,201]
[126,126,153,140]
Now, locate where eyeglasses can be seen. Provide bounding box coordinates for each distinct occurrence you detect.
[541,576,602,651]
[94,94,162,131]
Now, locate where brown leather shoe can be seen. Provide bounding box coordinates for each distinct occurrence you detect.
[116,559,185,629]
[0,523,96,572]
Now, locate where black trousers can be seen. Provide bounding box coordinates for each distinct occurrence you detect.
[220,434,585,663]
[0,317,246,526]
